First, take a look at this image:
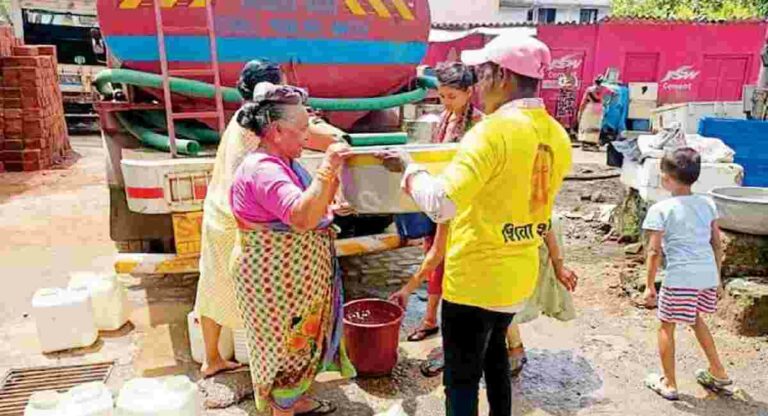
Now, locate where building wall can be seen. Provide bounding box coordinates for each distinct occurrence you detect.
[536,21,767,111]
[428,0,610,24]
[427,0,500,24]
[427,21,767,115]
[591,21,766,103]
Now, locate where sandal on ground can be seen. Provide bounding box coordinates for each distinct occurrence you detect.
[420,349,444,378]
[509,352,528,378]
[695,369,733,390]
[296,399,337,416]
[645,374,679,401]
[407,325,439,342]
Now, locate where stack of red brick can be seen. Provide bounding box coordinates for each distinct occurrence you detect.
[0,25,70,172]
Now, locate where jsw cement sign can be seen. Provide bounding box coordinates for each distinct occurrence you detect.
[660,65,700,91]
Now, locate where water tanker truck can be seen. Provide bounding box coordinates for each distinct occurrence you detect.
[93,0,442,274]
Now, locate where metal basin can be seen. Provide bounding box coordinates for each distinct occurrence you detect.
[709,187,768,235]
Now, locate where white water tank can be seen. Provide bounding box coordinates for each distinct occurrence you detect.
[32,287,98,353]
[233,329,250,365]
[186,312,234,364]
[63,382,114,416]
[68,273,130,331]
[115,376,200,416]
[25,391,67,416]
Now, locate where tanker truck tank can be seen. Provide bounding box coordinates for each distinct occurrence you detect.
[96,0,431,128]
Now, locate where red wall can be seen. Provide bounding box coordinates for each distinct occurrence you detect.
[428,20,768,117]
[594,21,764,102]
[536,25,599,121]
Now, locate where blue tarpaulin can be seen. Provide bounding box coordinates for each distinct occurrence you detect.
[698,118,768,187]
[602,84,629,135]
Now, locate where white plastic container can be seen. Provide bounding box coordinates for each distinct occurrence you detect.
[116,376,200,416]
[68,273,129,331]
[621,157,744,203]
[32,287,98,353]
[187,312,234,364]
[650,101,744,134]
[233,329,250,365]
[63,382,114,416]
[25,390,67,416]
[629,82,659,101]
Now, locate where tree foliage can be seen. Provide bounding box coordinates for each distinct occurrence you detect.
[612,0,767,19]
[0,0,9,23]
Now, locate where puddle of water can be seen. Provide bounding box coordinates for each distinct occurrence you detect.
[513,349,605,415]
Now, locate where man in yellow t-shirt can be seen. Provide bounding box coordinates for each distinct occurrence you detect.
[379,35,573,415]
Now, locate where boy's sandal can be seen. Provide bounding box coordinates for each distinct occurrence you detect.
[695,369,733,390]
[645,374,679,401]
[407,326,439,342]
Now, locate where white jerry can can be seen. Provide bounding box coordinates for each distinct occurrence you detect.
[116,376,200,416]
[31,287,98,353]
[68,273,130,331]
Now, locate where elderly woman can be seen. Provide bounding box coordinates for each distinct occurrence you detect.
[194,59,283,377]
[230,83,355,416]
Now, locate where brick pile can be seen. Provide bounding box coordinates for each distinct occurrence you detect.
[0,25,70,172]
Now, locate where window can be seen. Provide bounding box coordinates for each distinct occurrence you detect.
[580,8,599,23]
[538,8,557,23]
[526,9,534,22]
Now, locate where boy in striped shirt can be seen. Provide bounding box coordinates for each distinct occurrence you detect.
[641,148,732,401]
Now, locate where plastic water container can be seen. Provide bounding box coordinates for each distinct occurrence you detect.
[63,382,114,416]
[233,329,250,365]
[187,312,234,364]
[68,273,130,331]
[116,376,200,416]
[32,287,98,353]
[25,391,66,416]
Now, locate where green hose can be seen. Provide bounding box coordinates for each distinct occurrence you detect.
[417,75,439,90]
[94,69,438,112]
[115,113,201,155]
[138,111,220,144]
[347,133,407,147]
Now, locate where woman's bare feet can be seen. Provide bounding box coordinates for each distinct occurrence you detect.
[201,358,242,378]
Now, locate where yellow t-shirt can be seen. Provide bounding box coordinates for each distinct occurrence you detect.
[440,100,573,308]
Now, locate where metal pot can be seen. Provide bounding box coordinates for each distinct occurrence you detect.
[709,186,768,235]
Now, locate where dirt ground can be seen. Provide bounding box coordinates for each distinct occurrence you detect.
[0,136,766,415]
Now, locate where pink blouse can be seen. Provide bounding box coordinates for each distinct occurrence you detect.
[230,152,332,229]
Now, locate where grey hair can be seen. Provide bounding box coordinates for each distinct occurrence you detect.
[236,83,308,136]
[236,103,303,136]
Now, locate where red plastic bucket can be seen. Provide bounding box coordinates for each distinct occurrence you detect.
[343,298,404,377]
